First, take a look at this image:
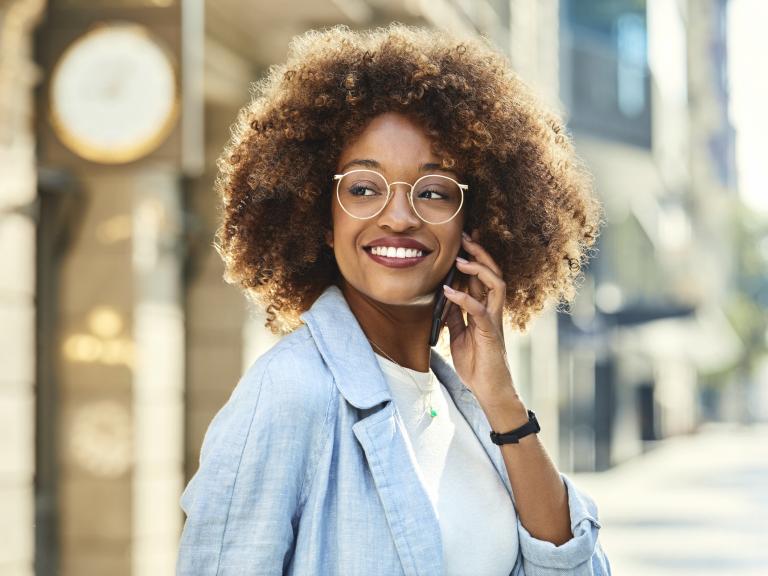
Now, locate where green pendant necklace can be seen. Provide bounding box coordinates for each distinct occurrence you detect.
[367,338,438,418]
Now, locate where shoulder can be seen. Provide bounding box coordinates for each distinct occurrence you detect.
[247,324,332,410]
[179,324,336,544]
[232,324,329,402]
[198,324,334,463]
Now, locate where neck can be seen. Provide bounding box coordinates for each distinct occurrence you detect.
[340,279,434,372]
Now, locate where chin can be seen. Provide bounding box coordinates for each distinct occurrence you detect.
[362,283,437,307]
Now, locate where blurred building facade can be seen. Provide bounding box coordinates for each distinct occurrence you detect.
[0,0,745,574]
[556,0,741,471]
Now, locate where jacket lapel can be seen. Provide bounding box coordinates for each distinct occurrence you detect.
[351,403,444,576]
[301,286,443,575]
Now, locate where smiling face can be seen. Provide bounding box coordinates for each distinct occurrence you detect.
[327,112,466,306]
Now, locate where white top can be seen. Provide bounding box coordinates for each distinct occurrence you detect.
[374,352,519,576]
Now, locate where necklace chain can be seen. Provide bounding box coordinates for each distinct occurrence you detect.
[366,337,438,419]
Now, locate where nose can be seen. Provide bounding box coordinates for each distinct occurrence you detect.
[377,183,421,229]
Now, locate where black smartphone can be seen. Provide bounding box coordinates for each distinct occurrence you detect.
[429,245,470,346]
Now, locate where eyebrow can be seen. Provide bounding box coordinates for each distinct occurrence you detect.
[337,158,456,175]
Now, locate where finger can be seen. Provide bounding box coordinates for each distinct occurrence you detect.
[461,262,485,304]
[461,232,503,277]
[455,258,505,291]
[454,257,505,308]
[443,284,493,330]
[442,293,466,341]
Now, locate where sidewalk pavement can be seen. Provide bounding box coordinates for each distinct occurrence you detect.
[572,422,768,576]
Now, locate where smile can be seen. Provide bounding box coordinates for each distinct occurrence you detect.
[363,246,429,268]
[369,246,424,258]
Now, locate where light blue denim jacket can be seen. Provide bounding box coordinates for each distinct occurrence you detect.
[177,285,611,575]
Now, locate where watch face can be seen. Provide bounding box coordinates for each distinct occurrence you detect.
[49,22,179,164]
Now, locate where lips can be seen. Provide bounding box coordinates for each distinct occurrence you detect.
[361,236,433,269]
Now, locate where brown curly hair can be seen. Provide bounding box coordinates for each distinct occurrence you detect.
[215,23,603,336]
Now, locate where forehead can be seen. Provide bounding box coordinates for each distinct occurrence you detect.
[336,112,447,173]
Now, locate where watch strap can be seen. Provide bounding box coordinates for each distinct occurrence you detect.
[490,409,540,445]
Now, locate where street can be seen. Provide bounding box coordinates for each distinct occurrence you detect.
[573,423,768,575]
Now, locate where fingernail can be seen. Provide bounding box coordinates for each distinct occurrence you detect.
[462,231,471,241]
[455,256,468,264]
[443,284,456,294]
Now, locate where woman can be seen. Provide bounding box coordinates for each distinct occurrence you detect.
[177,24,610,576]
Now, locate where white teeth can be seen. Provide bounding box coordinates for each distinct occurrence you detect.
[370,246,424,258]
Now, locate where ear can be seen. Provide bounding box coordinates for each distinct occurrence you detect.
[324,228,334,248]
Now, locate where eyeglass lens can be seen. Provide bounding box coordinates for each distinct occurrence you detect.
[337,170,462,224]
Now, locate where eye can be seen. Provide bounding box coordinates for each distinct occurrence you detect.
[349,184,379,197]
[413,176,461,203]
[417,188,448,200]
[343,177,385,197]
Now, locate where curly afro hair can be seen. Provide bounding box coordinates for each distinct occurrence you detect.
[215,23,603,336]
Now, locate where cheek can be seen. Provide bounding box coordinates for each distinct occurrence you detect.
[328,203,344,247]
[456,211,467,234]
[445,222,465,254]
[329,211,364,252]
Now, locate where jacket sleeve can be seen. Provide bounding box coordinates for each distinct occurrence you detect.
[511,473,611,576]
[176,347,331,575]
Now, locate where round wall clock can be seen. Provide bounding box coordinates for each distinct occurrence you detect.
[49,22,179,164]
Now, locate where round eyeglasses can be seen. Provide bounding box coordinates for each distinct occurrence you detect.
[333,169,467,225]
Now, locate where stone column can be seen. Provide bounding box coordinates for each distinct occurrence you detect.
[509,0,561,109]
[131,167,185,576]
[0,0,46,574]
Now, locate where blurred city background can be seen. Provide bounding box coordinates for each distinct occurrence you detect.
[1,0,767,574]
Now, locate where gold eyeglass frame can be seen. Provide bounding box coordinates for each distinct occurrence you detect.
[333,169,468,225]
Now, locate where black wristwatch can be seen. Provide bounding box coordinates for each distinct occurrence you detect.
[490,409,540,445]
